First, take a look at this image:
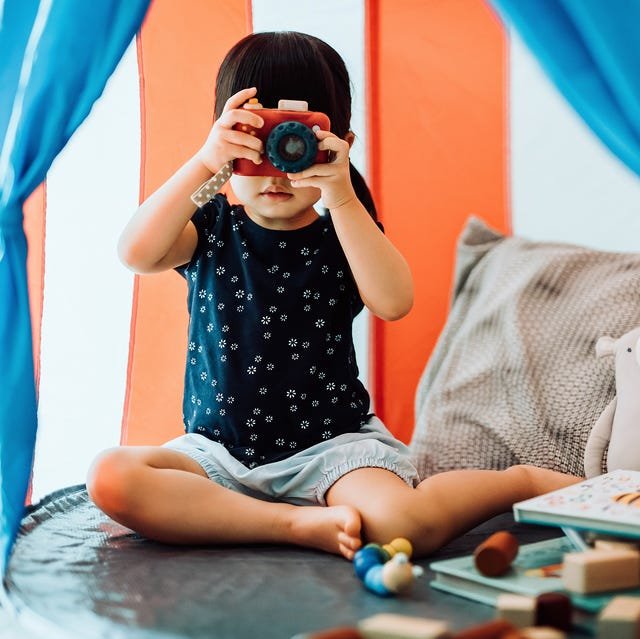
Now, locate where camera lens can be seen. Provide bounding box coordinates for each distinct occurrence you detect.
[266,121,318,173]
[277,134,306,162]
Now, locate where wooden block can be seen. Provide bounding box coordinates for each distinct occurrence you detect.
[535,592,572,631]
[598,595,640,639]
[451,619,515,638]
[519,628,566,639]
[562,549,640,594]
[292,628,363,639]
[474,531,519,577]
[358,614,451,639]
[496,593,536,627]
[594,538,640,552]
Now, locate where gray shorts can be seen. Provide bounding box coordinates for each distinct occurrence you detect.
[162,415,420,506]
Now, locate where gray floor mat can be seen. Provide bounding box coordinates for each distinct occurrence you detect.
[2,485,567,639]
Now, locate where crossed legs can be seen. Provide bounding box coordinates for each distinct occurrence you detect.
[86,446,361,556]
[87,446,582,560]
[325,465,582,557]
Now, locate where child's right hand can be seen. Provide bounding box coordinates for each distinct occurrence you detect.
[197,87,264,174]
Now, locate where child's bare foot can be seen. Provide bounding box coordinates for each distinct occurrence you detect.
[289,505,362,560]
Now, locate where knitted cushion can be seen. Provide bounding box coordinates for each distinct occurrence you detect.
[410,217,640,479]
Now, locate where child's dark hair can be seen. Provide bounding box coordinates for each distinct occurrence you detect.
[214,31,378,222]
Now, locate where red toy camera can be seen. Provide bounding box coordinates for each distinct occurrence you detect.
[232,98,331,177]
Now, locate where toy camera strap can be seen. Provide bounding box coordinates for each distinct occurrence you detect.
[190,161,233,208]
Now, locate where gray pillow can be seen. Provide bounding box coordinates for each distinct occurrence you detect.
[410,217,640,479]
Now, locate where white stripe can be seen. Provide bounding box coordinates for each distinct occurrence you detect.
[0,0,53,207]
[31,39,140,501]
[251,0,372,396]
[510,30,640,251]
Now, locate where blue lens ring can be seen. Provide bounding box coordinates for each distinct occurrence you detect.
[266,121,318,173]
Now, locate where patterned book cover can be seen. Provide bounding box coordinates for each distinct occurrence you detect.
[514,470,640,537]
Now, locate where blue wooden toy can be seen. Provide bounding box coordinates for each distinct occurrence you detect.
[352,538,424,597]
[353,545,387,579]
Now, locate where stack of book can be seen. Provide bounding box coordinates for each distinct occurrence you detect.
[430,470,640,616]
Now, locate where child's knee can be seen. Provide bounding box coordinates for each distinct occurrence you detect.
[86,447,142,517]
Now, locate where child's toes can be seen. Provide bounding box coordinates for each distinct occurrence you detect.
[342,507,362,539]
[338,531,360,550]
[339,543,355,560]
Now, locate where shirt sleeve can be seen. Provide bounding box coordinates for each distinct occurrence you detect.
[174,193,228,278]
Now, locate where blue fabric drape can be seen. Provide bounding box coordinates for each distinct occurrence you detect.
[491,0,640,177]
[0,0,150,576]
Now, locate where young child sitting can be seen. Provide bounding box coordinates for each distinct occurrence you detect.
[86,31,581,560]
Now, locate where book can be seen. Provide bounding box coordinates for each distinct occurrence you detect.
[429,536,640,615]
[513,469,640,538]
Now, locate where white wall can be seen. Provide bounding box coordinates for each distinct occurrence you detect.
[32,41,139,501]
[510,31,640,251]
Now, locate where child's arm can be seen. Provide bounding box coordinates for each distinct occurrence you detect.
[119,87,264,274]
[118,154,211,273]
[326,198,413,321]
[287,131,413,321]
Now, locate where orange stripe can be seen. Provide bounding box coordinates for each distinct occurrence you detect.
[123,0,250,446]
[245,0,253,32]
[23,183,47,504]
[23,184,46,393]
[371,0,510,443]
[120,36,147,447]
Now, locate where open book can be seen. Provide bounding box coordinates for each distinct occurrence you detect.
[513,470,640,538]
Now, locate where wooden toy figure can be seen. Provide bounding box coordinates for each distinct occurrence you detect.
[353,537,424,597]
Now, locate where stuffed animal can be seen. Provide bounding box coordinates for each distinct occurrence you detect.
[584,327,640,478]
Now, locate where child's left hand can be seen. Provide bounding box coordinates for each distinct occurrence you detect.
[287,130,356,210]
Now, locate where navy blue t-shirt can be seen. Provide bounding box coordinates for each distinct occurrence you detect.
[175,193,373,468]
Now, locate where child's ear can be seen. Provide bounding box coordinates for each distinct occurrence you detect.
[344,130,355,148]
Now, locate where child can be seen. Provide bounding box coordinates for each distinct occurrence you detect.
[86,31,581,560]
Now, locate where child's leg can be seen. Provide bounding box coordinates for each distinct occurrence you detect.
[325,465,582,558]
[86,446,362,556]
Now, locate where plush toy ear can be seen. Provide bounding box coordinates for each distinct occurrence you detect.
[596,336,616,358]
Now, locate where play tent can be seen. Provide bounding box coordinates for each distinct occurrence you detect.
[1,0,639,634]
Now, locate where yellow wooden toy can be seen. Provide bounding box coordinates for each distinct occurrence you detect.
[389,537,413,557]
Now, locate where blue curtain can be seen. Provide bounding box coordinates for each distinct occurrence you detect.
[491,0,640,177]
[0,0,150,576]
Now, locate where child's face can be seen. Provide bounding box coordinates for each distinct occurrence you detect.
[229,174,321,231]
